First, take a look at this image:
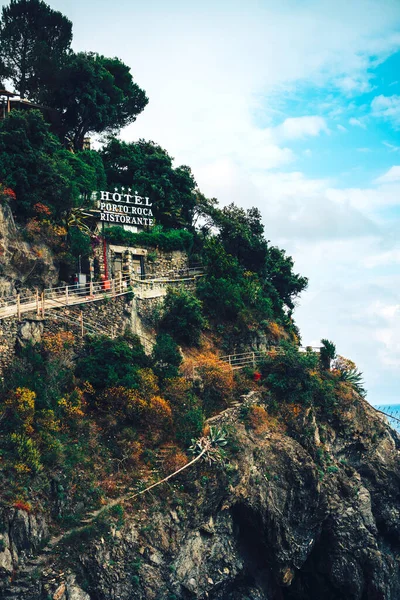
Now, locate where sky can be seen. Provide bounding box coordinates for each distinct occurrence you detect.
[3,0,400,405]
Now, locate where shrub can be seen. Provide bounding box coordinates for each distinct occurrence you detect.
[183,352,234,417]
[4,387,36,433]
[146,396,173,431]
[160,288,205,346]
[77,335,149,389]
[152,333,182,382]
[259,343,334,408]
[42,331,75,355]
[10,433,42,474]
[248,405,270,435]
[13,499,32,512]
[98,387,147,420]
[173,395,205,448]
[136,368,159,401]
[161,446,188,475]
[103,227,194,251]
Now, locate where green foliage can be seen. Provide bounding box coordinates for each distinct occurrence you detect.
[338,367,366,397]
[10,432,42,473]
[160,287,205,346]
[264,246,308,311]
[0,0,72,99]
[259,343,332,407]
[320,339,336,370]
[68,226,92,259]
[77,335,149,390]
[152,333,182,382]
[173,396,204,448]
[101,138,197,228]
[0,110,82,220]
[1,341,73,411]
[189,426,228,464]
[42,52,148,150]
[208,203,268,275]
[197,239,276,348]
[103,226,193,251]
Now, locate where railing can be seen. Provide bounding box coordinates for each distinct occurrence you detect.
[373,405,400,432]
[0,269,205,320]
[132,267,204,282]
[219,346,321,369]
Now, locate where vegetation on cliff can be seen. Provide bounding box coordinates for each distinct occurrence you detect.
[0,3,388,599]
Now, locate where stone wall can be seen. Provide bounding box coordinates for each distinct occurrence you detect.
[143,249,189,278]
[93,240,189,280]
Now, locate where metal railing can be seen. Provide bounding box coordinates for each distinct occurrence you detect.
[0,269,205,320]
[219,346,321,369]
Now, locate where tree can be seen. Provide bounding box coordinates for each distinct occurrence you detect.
[160,288,205,346]
[43,52,148,150]
[0,0,72,99]
[101,138,197,228]
[319,339,336,370]
[0,110,102,220]
[264,246,308,310]
[0,110,73,219]
[152,333,182,382]
[77,335,149,390]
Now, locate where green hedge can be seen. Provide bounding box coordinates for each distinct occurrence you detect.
[103,227,194,251]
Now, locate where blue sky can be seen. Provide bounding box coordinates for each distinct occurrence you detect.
[2,0,400,405]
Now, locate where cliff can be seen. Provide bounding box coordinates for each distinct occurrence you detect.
[1,393,399,600]
[0,203,57,296]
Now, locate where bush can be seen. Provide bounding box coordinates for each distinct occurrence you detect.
[152,333,182,382]
[11,433,42,474]
[145,396,173,431]
[259,343,334,408]
[77,335,149,390]
[184,352,235,417]
[103,227,194,251]
[160,288,205,346]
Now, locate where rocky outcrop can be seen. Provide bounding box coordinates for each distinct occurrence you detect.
[0,203,57,296]
[1,397,399,600]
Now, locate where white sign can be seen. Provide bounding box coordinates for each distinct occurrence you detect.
[97,188,154,227]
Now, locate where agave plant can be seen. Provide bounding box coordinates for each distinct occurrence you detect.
[189,426,228,465]
[338,368,366,397]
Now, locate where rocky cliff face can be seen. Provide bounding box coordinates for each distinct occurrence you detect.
[1,396,399,600]
[0,203,57,296]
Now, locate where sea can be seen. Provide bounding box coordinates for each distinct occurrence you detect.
[373,405,400,433]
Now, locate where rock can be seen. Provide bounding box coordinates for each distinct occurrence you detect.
[65,574,91,600]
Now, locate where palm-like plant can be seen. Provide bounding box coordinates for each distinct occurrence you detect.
[338,367,366,397]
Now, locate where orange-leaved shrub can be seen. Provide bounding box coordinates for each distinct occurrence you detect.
[161,445,188,475]
[183,351,234,417]
[145,396,173,431]
[42,331,75,354]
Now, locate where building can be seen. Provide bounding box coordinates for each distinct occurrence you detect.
[0,89,61,130]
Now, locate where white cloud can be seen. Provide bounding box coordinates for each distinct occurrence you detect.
[383,141,400,151]
[371,94,400,126]
[43,0,400,403]
[374,165,400,183]
[275,116,328,140]
[364,249,400,268]
[349,117,367,128]
[336,75,375,95]
[337,124,348,132]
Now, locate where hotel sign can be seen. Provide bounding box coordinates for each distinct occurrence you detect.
[97,188,154,227]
